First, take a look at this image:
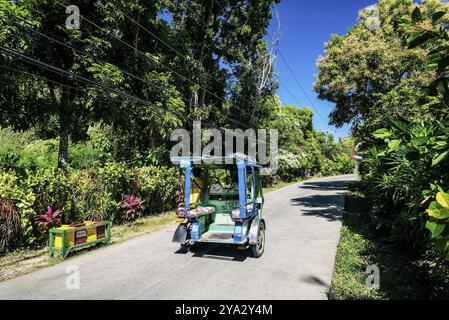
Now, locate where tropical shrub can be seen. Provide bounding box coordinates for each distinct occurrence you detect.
[357,5,449,256]
[0,198,20,253]
[23,169,70,216]
[68,170,114,222]
[0,172,36,247]
[121,194,144,222]
[135,166,180,214]
[99,162,132,200]
[33,206,62,229]
[426,190,449,259]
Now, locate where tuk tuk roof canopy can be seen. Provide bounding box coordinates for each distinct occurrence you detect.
[171,154,263,168]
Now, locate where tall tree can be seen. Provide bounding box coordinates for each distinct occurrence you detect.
[0,0,182,171]
[168,0,280,128]
[313,0,449,141]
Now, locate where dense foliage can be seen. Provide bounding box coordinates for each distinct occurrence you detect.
[315,0,449,263]
[0,162,180,252]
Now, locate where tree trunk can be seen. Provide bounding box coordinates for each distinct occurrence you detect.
[57,125,69,173]
[57,87,72,173]
[192,0,215,112]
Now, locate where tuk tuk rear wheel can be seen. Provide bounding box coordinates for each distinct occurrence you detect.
[251,223,265,258]
[180,243,196,252]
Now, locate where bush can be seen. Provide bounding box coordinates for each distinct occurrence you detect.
[0,198,20,253]
[0,172,36,250]
[66,164,180,223]
[68,170,115,222]
[134,166,180,214]
[68,142,106,170]
[23,169,69,215]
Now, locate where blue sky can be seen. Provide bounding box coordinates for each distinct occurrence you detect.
[269,0,376,139]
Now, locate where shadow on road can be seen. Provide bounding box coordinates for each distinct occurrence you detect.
[290,194,344,221]
[299,275,329,287]
[176,243,250,262]
[299,179,353,191]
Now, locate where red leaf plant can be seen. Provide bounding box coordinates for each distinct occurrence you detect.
[121,194,144,222]
[34,206,62,229]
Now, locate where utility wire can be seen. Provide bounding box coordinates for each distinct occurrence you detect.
[0,45,257,144]
[5,14,249,129]
[106,0,228,89]
[277,49,329,127]
[56,0,258,122]
[1,64,87,95]
[0,45,193,122]
[53,0,249,118]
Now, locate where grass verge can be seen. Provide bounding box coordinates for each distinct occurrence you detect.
[331,181,449,300]
[262,179,303,194]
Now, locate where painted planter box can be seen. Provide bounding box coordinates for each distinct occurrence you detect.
[48,220,112,259]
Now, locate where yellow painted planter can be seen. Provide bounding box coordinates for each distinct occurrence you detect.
[54,225,75,249]
[85,221,97,242]
[49,220,112,259]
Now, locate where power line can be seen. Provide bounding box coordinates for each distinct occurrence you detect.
[53,0,245,117]
[107,0,228,89]
[5,14,250,129]
[0,45,258,144]
[277,49,329,127]
[1,64,87,95]
[56,0,259,122]
[0,45,193,122]
[279,82,306,110]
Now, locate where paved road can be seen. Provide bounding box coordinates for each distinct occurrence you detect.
[0,174,357,300]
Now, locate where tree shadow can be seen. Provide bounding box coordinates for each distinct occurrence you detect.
[299,179,354,192]
[290,194,345,221]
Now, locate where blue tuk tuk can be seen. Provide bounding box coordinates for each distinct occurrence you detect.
[171,155,266,258]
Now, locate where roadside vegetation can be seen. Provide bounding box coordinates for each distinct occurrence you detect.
[315,0,449,298]
[332,182,449,300]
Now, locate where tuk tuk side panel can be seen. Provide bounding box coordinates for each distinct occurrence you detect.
[255,168,264,218]
[237,162,247,219]
[232,162,245,242]
[183,164,192,218]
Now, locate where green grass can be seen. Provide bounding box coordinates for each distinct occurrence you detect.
[262,179,303,194]
[331,182,449,300]
[330,225,381,299]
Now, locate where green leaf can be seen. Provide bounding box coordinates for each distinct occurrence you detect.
[397,18,412,27]
[407,32,421,45]
[427,207,449,219]
[372,128,393,139]
[426,220,446,237]
[429,52,443,64]
[388,139,401,151]
[432,150,449,167]
[412,7,423,23]
[436,191,449,208]
[411,137,427,147]
[407,31,435,48]
[432,11,447,22]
